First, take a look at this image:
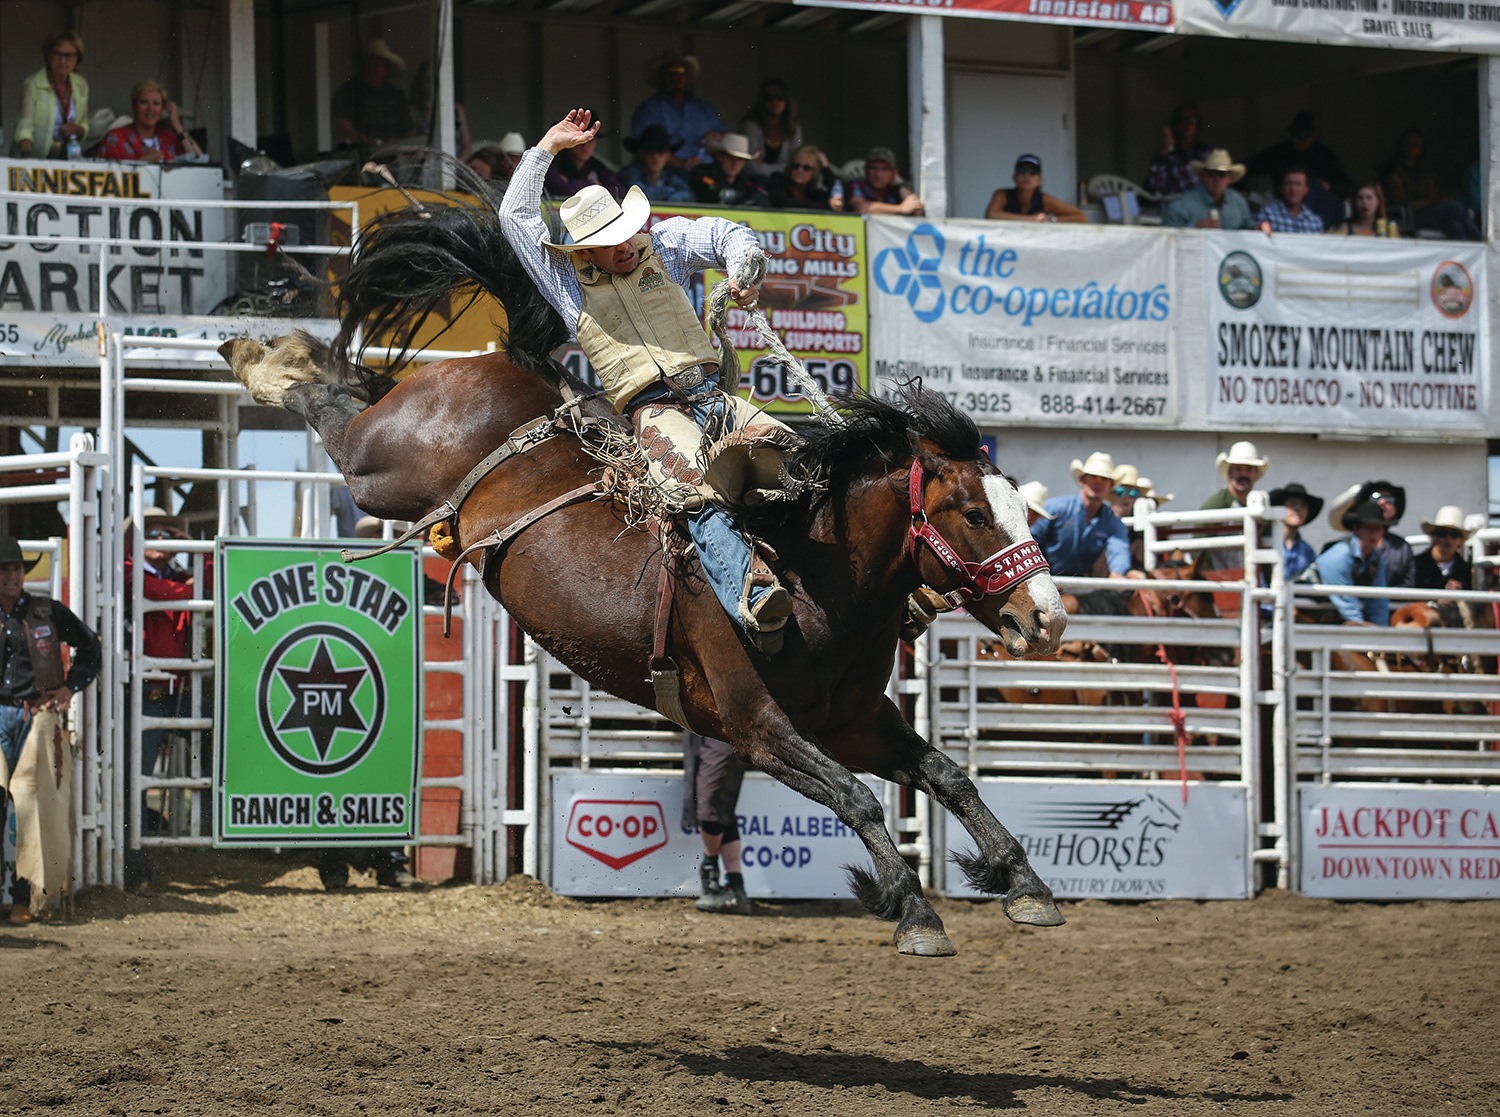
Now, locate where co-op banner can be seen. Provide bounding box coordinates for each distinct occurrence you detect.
[796,0,1174,32]
[868,218,1177,426]
[554,205,870,417]
[944,780,1251,900]
[0,158,230,364]
[1177,0,1500,55]
[1202,231,1486,434]
[551,770,873,898]
[214,540,424,847]
[1300,784,1500,899]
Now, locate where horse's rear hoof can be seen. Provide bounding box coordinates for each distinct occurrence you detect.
[894,924,957,956]
[1002,891,1066,927]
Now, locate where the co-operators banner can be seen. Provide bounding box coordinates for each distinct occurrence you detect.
[1202,231,1486,434]
[868,218,1177,426]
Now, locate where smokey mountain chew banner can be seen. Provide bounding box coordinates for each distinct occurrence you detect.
[215,540,423,846]
[1203,232,1486,434]
[869,218,1177,426]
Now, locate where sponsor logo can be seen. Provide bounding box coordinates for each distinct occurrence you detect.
[565,799,668,869]
[872,224,947,323]
[1430,261,1473,320]
[1022,793,1184,872]
[1217,251,1262,309]
[256,622,385,776]
[637,265,667,293]
[1209,0,1246,18]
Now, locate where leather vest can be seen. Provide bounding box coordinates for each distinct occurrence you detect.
[572,235,720,411]
[24,597,66,693]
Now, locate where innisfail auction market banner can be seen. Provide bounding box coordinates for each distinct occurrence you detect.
[1202,231,1486,435]
[1177,0,1500,54]
[868,217,1177,426]
[215,540,424,847]
[796,0,1174,32]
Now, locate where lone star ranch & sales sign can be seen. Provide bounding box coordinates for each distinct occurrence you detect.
[214,540,423,846]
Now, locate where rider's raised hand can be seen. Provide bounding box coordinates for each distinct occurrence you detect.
[541,109,601,155]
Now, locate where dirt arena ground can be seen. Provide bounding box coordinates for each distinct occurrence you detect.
[1,850,1496,1116]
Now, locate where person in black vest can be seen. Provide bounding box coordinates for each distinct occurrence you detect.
[985,153,1085,224]
[1414,506,1475,593]
[0,537,100,924]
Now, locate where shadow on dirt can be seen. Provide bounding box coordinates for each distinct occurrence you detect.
[595,1041,1295,1108]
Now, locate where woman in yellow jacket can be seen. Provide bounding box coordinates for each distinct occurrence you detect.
[13,31,89,159]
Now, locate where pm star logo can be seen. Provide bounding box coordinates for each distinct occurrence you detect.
[258,623,386,775]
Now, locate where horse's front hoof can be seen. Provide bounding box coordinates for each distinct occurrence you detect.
[894,923,957,956]
[1002,890,1066,927]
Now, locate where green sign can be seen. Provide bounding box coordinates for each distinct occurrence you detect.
[214,540,423,847]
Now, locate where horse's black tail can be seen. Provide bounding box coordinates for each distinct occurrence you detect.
[333,150,569,383]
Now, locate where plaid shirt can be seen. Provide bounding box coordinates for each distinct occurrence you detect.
[1255,200,1324,234]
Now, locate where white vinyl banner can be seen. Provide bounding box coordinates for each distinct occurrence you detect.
[945,780,1251,900]
[0,314,335,368]
[1300,784,1500,899]
[1202,231,1486,434]
[868,218,1177,426]
[550,771,875,899]
[1177,0,1500,55]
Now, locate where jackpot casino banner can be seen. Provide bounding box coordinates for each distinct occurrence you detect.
[0,159,229,364]
[554,205,871,417]
[868,217,1177,426]
[214,540,424,847]
[1201,232,1486,435]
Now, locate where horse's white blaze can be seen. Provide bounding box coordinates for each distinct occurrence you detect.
[981,475,1066,633]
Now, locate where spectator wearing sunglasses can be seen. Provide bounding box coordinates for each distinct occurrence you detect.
[631,53,727,170]
[13,31,89,158]
[1325,480,1415,588]
[1415,506,1475,592]
[1162,149,1260,230]
[985,153,1085,223]
[768,145,836,211]
[739,78,802,179]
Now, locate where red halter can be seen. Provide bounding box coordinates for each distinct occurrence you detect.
[908,459,1049,609]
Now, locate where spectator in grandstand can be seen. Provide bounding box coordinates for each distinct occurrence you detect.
[768,144,837,211]
[1137,477,1172,506]
[1198,440,1269,572]
[1326,480,1415,588]
[469,133,526,195]
[121,506,207,894]
[332,38,418,156]
[94,80,203,164]
[985,153,1086,223]
[1018,481,1057,530]
[0,536,101,924]
[689,132,770,208]
[1244,111,1350,231]
[1144,102,1211,200]
[1328,182,1399,238]
[1381,128,1481,241]
[631,53,727,170]
[409,60,471,162]
[1254,166,1324,235]
[739,78,802,179]
[1313,500,1392,626]
[847,146,925,217]
[1030,451,1141,579]
[1109,463,1143,519]
[1161,149,1263,231]
[618,125,694,203]
[13,30,89,159]
[545,125,623,202]
[682,732,750,915]
[1269,483,1323,582]
[1415,506,1475,592]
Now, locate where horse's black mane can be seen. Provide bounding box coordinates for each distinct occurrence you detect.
[332,151,569,393]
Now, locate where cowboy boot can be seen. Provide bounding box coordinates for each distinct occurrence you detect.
[743,542,792,654]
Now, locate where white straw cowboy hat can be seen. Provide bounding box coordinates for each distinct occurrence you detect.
[1017,481,1056,520]
[362,38,406,73]
[122,505,188,537]
[1420,505,1477,540]
[1112,463,1140,488]
[1070,451,1118,481]
[1215,440,1268,479]
[1190,148,1246,185]
[713,132,760,161]
[474,133,526,158]
[1137,477,1173,505]
[543,184,652,252]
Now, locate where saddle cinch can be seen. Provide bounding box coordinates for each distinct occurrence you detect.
[342,369,810,727]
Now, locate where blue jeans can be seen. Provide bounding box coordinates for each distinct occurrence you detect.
[0,704,33,906]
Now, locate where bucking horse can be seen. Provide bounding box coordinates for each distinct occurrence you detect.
[217,178,1067,955]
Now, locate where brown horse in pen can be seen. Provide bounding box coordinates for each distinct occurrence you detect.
[218,184,1067,955]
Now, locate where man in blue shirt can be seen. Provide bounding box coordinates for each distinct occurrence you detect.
[630,54,726,170]
[1254,166,1325,234]
[1031,451,1139,579]
[1162,149,1265,231]
[1313,500,1390,625]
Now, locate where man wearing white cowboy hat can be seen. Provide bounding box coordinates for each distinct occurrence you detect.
[499,108,794,652]
[0,536,101,923]
[331,37,417,156]
[689,132,770,209]
[630,53,727,170]
[1162,148,1261,230]
[1029,451,1139,579]
[1198,440,1270,571]
[1017,481,1057,529]
[1415,506,1476,592]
